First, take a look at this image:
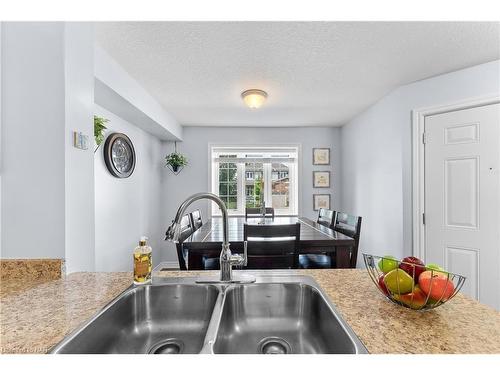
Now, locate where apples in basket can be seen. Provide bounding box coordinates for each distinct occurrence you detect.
[363,253,466,310]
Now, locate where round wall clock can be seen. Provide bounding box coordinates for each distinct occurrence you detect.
[103,133,136,178]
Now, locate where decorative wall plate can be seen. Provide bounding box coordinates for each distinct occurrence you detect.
[103,133,136,178]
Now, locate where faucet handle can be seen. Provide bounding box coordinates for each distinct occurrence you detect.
[165,221,180,242]
[228,241,248,267]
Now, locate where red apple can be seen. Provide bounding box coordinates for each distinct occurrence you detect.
[419,270,455,301]
[394,286,427,309]
[378,275,389,296]
[399,256,426,282]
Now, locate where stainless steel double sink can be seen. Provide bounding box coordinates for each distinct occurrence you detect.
[50,272,367,354]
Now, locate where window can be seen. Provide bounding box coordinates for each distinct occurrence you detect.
[211,146,299,216]
[271,162,290,210]
[217,156,238,209]
[244,162,263,208]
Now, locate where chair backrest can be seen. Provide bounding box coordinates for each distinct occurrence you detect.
[333,212,362,267]
[178,214,194,243]
[175,214,194,270]
[190,209,203,231]
[317,208,335,227]
[245,207,275,219]
[243,223,300,269]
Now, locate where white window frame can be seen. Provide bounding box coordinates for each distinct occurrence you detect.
[209,144,300,217]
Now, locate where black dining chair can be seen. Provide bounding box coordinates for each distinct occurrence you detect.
[244,223,301,269]
[245,207,275,219]
[190,209,203,231]
[298,208,336,268]
[175,214,194,270]
[317,208,336,227]
[299,212,362,269]
[333,212,362,268]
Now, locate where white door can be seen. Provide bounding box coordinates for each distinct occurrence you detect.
[425,103,500,310]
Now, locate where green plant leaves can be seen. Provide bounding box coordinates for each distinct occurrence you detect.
[165,152,188,167]
[94,115,109,146]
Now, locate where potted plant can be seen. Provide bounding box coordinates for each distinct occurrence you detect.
[165,142,188,174]
[94,115,109,153]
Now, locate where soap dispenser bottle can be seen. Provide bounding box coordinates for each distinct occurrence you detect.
[133,236,152,285]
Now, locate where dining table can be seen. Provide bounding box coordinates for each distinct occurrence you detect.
[182,216,356,269]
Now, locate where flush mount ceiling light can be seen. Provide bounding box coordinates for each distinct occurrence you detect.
[241,89,268,109]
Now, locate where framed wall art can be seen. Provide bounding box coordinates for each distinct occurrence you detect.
[313,171,330,188]
[313,194,331,211]
[313,148,330,165]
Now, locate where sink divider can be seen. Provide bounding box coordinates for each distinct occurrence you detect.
[200,286,227,354]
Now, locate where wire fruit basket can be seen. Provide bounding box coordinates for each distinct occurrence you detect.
[363,253,466,311]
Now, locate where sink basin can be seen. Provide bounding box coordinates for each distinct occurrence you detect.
[51,284,219,354]
[212,283,360,354]
[50,273,367,354]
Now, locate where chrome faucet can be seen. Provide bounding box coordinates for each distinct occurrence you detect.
[165,192,255,283]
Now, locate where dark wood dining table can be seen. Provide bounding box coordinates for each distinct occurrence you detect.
[183,216,355,269]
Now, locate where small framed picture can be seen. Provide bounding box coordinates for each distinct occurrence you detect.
[313,171,330,188]
[313,148,330,165]
[313,194,331,211]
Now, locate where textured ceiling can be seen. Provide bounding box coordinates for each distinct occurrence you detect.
[95,22,500,127]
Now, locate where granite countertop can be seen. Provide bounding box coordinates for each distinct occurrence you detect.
[1,269,500,354]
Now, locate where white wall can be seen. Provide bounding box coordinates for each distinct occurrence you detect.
[64,23,95,273]
[160,126,341,263]
[94,105,164,271]
[1,23,66,259]
[94,46,182,141]
[340,60,500,266]
[1,23,172,271]
[1,23,95,273]
[0,24,3,257]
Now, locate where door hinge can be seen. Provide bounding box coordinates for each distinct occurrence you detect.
[422,213,426,225]
[422,132,426,144]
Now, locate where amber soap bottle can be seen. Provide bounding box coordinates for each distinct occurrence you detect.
[133,236,152,285]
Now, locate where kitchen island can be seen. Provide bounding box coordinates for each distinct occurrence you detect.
[1,269,499,354]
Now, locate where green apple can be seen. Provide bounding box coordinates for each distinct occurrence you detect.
[378,255,399,273]
[383,269,414,294]
[426,263,444,271]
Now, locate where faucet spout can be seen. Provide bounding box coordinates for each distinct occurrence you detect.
[165,192,254,283]
[166,193,228,244]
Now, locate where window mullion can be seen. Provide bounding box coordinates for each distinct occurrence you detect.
[292,161,298,215]
[287,162,294,216]
[264,163,272,207]
[237,162,244,215]
[212,161,219,216]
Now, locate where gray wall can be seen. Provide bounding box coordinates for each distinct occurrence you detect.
[340,60,500,266]
[94,104,164,271]
[160,126,341,263]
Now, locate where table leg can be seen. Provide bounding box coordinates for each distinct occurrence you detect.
[335,246,352,268]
